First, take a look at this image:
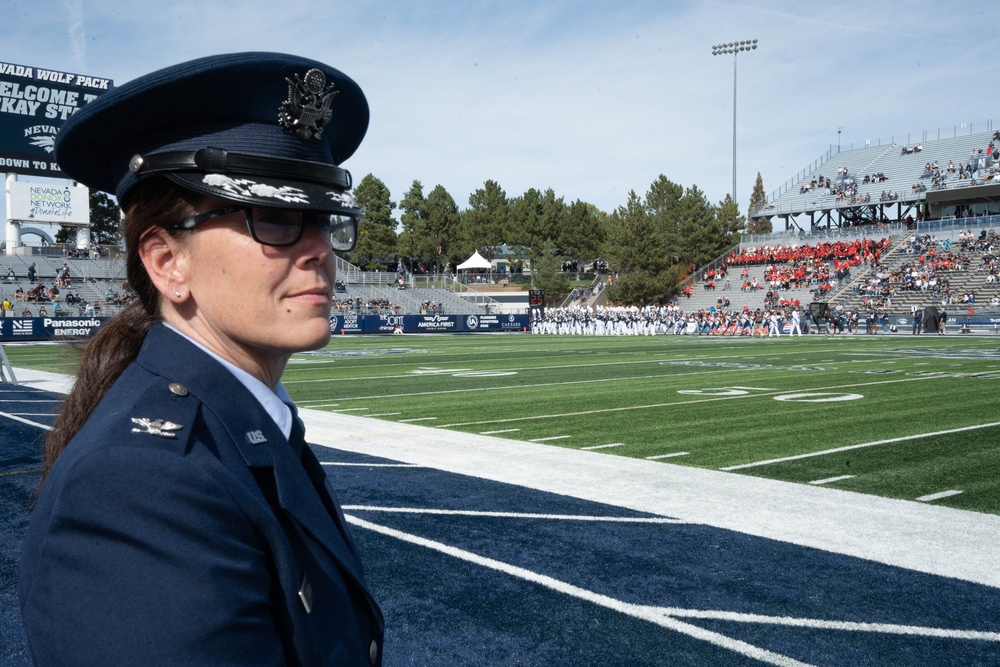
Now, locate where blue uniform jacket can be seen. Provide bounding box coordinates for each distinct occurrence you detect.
[19,325,384,666]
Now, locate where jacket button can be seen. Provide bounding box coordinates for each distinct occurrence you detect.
[369,640,378,665]
[168,382,189,396]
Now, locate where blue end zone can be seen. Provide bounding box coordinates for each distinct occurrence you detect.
[316,450,1000,665]
[3,383,999,666]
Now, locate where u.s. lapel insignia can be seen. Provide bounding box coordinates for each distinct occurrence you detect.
[130,417,183,438]
[246,430,267,445]
[278,68,338,140]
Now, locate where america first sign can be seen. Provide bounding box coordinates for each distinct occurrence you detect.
[0,61,112,178]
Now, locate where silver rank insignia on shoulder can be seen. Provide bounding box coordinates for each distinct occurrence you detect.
[131,417,183,438]
[278,68,338,140]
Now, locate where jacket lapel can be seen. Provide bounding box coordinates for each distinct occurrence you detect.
[136,326,369,587]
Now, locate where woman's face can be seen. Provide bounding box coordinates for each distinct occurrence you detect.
[168,200,336,384]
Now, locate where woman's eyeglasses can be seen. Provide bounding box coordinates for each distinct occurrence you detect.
[173,205,358,252]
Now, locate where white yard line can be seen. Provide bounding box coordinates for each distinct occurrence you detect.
[916,490,964,502]
[349,515,818,667]
[343,506,686,524]
[809,475,855,485]
[582,442,625,450]
[721,422,1000,470]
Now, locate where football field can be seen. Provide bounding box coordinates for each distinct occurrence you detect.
[270,332,1000,515]
[3,332,1000,665]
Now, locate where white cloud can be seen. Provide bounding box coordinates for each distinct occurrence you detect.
[59,0,86,69]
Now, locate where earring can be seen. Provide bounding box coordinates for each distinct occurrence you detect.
[174,291,182,299]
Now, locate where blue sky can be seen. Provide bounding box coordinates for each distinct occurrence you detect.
[2,0,999,228]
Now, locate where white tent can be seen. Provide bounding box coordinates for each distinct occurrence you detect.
[456,251,492,270]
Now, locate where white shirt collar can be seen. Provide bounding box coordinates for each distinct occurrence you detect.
[163,323,294,439]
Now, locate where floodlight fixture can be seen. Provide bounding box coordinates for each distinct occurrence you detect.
[711,38,759,204]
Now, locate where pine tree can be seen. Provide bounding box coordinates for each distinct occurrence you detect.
[746,172,773,234]
[350,174,398,270]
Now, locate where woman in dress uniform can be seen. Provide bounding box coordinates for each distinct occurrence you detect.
[19,53,383,666]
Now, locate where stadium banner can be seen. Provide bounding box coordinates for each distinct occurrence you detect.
[328,312,364,335]
[326,313,532,334]
[0,61,112,178]
[460,313,531,332]
[0,316,105,341]
[7,180,90,224]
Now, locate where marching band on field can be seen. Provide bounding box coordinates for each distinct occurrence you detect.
[530,305,809,336]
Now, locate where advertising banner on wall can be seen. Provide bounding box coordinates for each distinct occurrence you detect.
[0,316,105,341]
[325,313,532,334]
[0,313,534,341]
[7,180,90,224]
[0,61,112,178]
[461,313,530,332]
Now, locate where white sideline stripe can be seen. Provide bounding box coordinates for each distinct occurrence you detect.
[0,410,52,431]
[329,407,368,412]
[530,435,572,442]
[917,490,964,502]
[347,515,814,667]
[321,462,421,468]
[342,506,685,523]
[398,417,437,423]
[582,443,625,450]
[480,428,521,435]
[655,607,1000,642]
[720,421,1000,470]
[809,475,855,485]
[306,409,1000,589]
[366,413,401,417]
[647,452,690,460]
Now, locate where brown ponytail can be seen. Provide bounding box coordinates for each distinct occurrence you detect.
[40,179,200,480]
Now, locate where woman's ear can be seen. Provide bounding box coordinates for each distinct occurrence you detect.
[139,228,190,303]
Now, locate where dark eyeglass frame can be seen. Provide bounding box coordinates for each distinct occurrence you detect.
[172,205,358,252]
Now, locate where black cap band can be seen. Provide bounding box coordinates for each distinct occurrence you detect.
[128,148,353,190]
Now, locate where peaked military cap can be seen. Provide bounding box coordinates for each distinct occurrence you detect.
[54,52,368,215]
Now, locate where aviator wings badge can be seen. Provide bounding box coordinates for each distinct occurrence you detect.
[278,68,338,140]
[131,417,183,438]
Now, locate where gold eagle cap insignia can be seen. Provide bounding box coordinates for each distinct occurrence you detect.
[131,417,183,438]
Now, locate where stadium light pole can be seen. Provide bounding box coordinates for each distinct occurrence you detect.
[711,38,757,205]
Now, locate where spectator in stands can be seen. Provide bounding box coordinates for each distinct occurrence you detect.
[27,263,36,283]
[18,52,383,667]
[6,267,14,283]
[0,298,10,314]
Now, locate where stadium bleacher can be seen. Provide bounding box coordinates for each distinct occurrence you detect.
[761,129,998,218]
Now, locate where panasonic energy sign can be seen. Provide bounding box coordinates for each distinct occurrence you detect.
[0,61,112,178]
